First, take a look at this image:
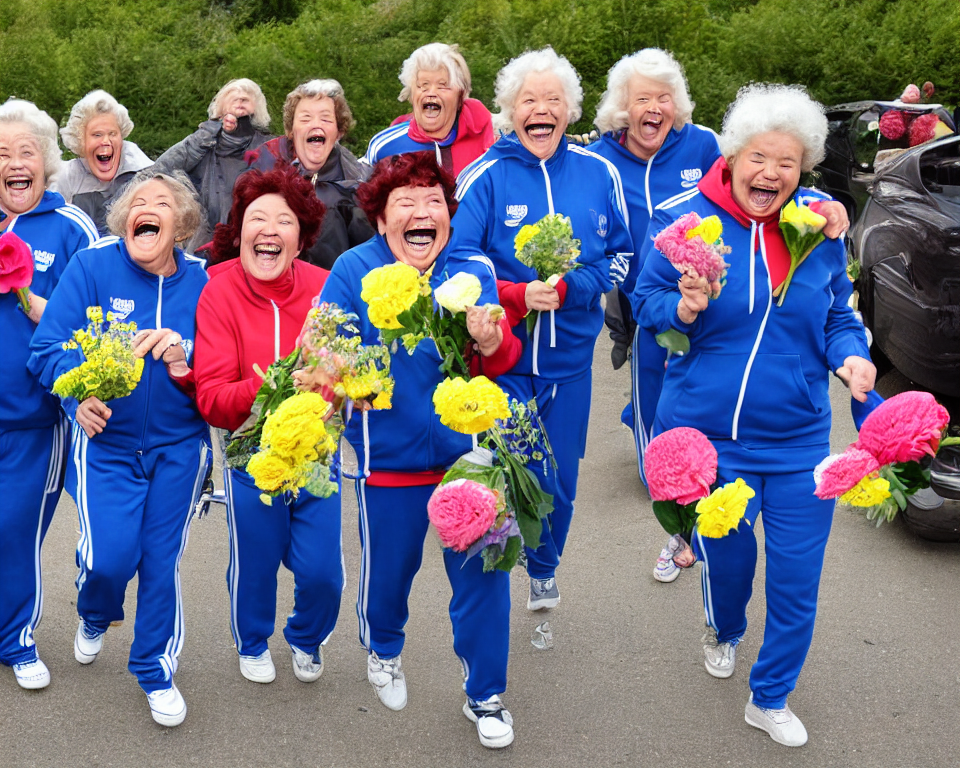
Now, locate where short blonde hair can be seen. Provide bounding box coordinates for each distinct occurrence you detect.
[281,79,355,138]
[492,47,582,135]
[719,83,827,172]
[106,169,203,244]
[60,90,134,156]
[398,43,471,102]
[594,49,694,134]
[208,78,271,131]
[0,98,62,184]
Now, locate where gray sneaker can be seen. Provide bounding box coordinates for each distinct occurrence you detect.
[702,625,736,678]
[367,651,407,711]
[527,577,560,611]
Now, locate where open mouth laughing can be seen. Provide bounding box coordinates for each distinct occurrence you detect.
[749,186,779,209]
[403,227,437,254]
[133,219,160,245]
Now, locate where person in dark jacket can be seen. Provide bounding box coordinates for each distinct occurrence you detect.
[153,78,272,252]
[246,79,374,269]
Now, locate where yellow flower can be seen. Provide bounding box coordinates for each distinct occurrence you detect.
[432,376,510,434]
[840,475,891,508]
[261,392,333,464]
[342,362,386,401]
[86,306,103,323]
[372,385,393,410]
[246,451,296,493]
[695,477,755,538]
[361,262,421,329]
[513,224,541,256]
[686,215,723,245]
[434,272,483,314]
[780,199,827,236]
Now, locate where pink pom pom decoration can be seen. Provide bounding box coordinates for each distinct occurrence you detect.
[644,427,718,506]
[879,110,908,140]
[854,391,949,466]
[908,113,939,147]
[922,81,935,99]
[0,231,34,294]
[653,212,730,284]
[900,84,921,104]
[813,448,880,499]
[427,478,499,552]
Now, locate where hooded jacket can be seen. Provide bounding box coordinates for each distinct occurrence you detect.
[245,139,374,270]
[0,191,98,429]
[632,157,870,449]
[445,133,633,382]
[28,237,209,451]
[363,98,495,177]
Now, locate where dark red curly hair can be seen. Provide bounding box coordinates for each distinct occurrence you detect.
[209,164,325,264]
[356,151,458,225]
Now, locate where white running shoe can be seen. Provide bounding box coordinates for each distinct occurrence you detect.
[702,625,737,679]
[238,649,276,683]
[367,651,407,711]
[745,695,808,747]
[463,695,515,749]
[527,577,560,611]
[653,535,683,582]
[146,683,187,727]
[13,658,50,690]
[291,645,324,683]
[74,620,104,665]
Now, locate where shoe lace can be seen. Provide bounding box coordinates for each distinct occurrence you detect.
[469,695,506,719]
[532,578,555,596]
[372,653,402,680]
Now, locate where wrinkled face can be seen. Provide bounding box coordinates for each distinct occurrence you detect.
[411,67,461,139]
[83,113,123,183]
[124,180,179,274]
[625,76,676,160]
[290,95,340,174]
[378,184,451,272]
[728,131,805,219]
[239,193,301,282]
[222,91,254,118]
[512,71,570,160]
[0,122,46,215]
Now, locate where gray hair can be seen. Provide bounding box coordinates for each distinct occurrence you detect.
[282,79,355,137]
[719,83,827,172]
[60,90,134,156]
[106,169,202,244]
[0,98,62,184]
[398,43,471,102]
[492,47,583,135]
[208,78,271,131]
[593,49,694,134]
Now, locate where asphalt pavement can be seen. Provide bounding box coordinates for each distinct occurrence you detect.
[2,335,958,768]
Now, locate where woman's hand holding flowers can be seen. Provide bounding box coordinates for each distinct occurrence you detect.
[466,305,503,357]
[24,291,46,324]
[677,272,713,324]
[524,280,560,312]
[818,200,850,239]
[836,355,877,403]
[133,328,191,378]
[77,397,112,438]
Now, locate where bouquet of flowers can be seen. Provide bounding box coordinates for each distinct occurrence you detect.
[0,231,34,314]
[513,213,581,332]
[773,200,828,306]
[814,391,954,525]
[51,306,144,402]
[360,263,502,380]
[226,300,393,503]
[644,427,753,539]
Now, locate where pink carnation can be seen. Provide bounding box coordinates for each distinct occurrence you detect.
[0,231,34,294]
[908,113,939,147]
[813,448,880,499]
[922,81,935,99]
[653,212,729,284]
[644,427,718,505]
[879,110,909,140]
[427,478,498,552]
[900,84,921,104]
[854,391,949,465]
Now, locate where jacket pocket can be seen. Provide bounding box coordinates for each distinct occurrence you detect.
[738,353,822,437]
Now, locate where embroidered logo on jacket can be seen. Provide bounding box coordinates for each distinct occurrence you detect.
[33,250,56,272]
[680,168,703,188]
[593,212,608,238]
[110,297,135,319]
[504,204,528,227]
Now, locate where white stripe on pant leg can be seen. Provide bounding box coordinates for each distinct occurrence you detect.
[72,424,93,591]
[695,528,716,628]
[355,479,372,650]
[628,329,649,483]
[225,467,244,652]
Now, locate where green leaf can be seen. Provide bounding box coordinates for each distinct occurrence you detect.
[652,500,684,535]
[655,329,690,355]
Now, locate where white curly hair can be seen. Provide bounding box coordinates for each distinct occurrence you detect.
[0,98,62,184]
[719,83,827,172]
[208,78,271,131]
[60,90,134,157]
[593,49,694,134]
[398,43,471,102]
[492,47,582,135]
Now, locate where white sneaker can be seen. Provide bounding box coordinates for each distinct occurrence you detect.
[527,577,560,611]
[367,651,407,711]
[463,695,515,749]
[74,620,104,665]
[238,649,276,683]
[745,695,808,747]
[146,683,187,727]
[13,658,50,690]
[702,625,736,678]
[291,645,323,683]
[653,535,682,582]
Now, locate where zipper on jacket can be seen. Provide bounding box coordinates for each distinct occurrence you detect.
[533,159,559,375]
[139,276,164,452]
[270,300,280,361]
[643,147,661,217]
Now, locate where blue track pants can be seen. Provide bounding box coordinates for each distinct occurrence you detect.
[623,326,668,488]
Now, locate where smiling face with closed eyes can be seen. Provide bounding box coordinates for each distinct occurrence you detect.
[728,131,804,219]
[378,184,451,272]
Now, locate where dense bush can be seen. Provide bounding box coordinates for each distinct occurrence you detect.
[0,0,956,158]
